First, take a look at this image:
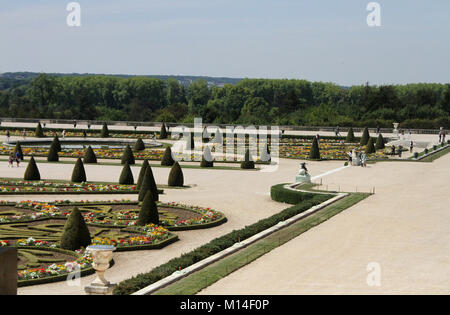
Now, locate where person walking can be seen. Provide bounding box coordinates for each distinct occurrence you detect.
[335,126,341,137]
[62,130,66,139]
[6,130,10,143]
[410,141,414,153]
[8,155,13,168]
[15,153,20,167]
[361,153,367,167]
[83,130,87,139]
[22,129,26,139]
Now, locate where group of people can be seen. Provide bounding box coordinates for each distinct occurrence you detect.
[8,151,21,168]
[347,150,367,167]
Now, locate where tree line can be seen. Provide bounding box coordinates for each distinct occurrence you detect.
[0,73,449,128]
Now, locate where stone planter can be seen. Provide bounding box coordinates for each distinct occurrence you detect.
[84,245,116,295]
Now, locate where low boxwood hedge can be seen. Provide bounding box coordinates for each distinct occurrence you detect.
[113,187,332,295]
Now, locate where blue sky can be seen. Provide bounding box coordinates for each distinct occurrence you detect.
[0,0,449,85]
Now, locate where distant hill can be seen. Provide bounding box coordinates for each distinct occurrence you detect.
[0,72,242,89]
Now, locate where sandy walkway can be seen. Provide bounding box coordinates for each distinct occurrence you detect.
[200,153,450,295]
[13,157,342,295]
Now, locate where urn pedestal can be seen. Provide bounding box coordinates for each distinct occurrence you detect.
[84,245,116,295]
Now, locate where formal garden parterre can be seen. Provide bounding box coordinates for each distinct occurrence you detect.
[0,198,226,285]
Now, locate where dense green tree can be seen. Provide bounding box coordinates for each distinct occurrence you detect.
[136,159,149,190]
[138,165,158,202]
[121,145,135,165]
[375,134,385,150]
[346,127,355,143]
[119,162,134,185]
[52,135,62,152]
[200,146,214,167]
[35,123,44,137]
[161,146,175,166]
[137,190,159,226]
[360,127,370,146]
[241,149,255,169]
[47,142,59,162]
[71,158,87,182]
[366,137,376,154]
[60,207,91,250]
[160,123,168,139]
[24,156,40,180]
[134,138,145,151]
[308,137,321,160]
[83,146,97,163]
[101,122,109,138]
[168,162,184,187]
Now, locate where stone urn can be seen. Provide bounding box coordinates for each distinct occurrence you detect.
[84,245,116,295]
[393,122,400,139]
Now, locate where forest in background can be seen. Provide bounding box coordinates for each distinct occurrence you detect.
[0,73,449,128]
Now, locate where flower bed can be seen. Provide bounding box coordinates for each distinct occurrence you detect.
[0,180,137,195]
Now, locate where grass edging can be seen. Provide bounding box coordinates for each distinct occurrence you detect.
[153,192,369,295]
[130,192,343,295]
[113,189,332,295]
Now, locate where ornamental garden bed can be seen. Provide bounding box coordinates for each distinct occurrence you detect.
[0,180,141,195]
[0,199,226,286]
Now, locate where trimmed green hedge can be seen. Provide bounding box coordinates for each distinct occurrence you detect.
[113,186,332,295]
[270,183,326,204]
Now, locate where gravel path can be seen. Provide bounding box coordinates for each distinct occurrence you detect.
[199,153,450,295]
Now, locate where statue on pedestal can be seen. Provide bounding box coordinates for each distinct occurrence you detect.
[296,162,311,183]
[351,149,361,166]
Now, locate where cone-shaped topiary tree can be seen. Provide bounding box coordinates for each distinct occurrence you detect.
[71,158,87,183]
[360,127,370,146]
[52,136,62,152]
[241,149,255,169]
[121,145,135,165]
[83,146,97,164]
[375,133,385,150]
[168,162,184,187]
[60,207,91,250]
[186,132,195,150]
[24,156,41,180]
[138,165,159,202]
[119,162,134,185]
[308,137,321,160]
[161,146,175,166]
[35,123,44,138]
[136,159,149,190]
[346,127,355,143]
[160,123,168,139]
[13,141,24,160]
[260,143,271,162]
[47,142,59,162]
[200,146,214,167]
[366,137,376,154]
[202,127,209,143]
[133,138,145,151]
[101,122,109,138]
[137,190,159,226]
[214,127,223,144]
